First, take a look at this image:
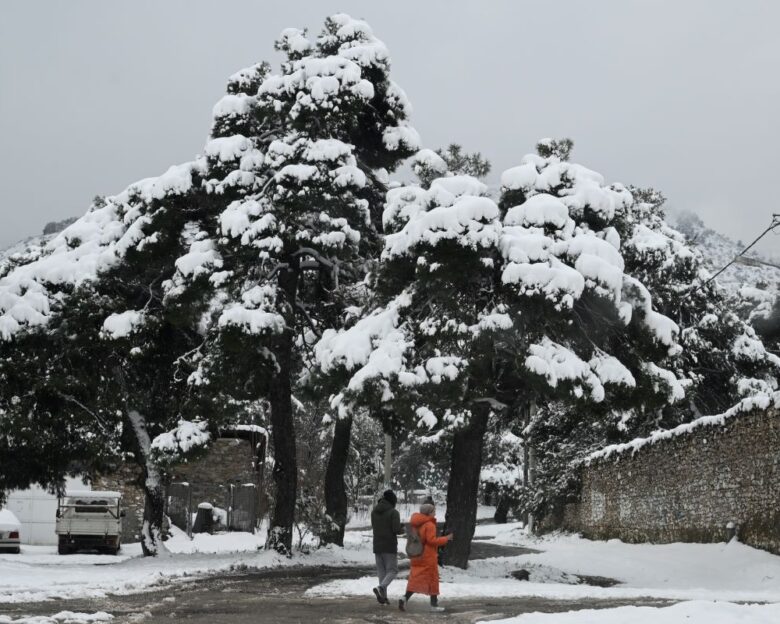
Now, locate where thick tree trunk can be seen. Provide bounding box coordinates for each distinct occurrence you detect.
[126,408,166,557]
[321,415,353,546]
[140,473,166,556]
[265,335,297,555]
[442,405,490,569]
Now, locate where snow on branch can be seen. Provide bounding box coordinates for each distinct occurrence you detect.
[150,419,211,466]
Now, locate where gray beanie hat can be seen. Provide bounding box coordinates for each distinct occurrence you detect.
[419,503,435,516]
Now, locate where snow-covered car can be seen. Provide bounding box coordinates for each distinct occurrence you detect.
[56,491,123,555]
[0,509,21,553]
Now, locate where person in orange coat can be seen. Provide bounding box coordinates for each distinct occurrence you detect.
[398,502,453,612]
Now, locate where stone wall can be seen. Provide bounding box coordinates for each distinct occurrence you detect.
[93,464,145,543]
[561,408,780,554]
[169,437,261,511]
[94,437,261,542]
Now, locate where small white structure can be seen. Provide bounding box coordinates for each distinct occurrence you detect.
[5,478,91,545]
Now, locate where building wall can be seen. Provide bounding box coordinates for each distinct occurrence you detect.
[169,437,260,512]
[562,409,780,554]
[93,464,145,543]
[6,439,260,546]
[93,437,260,542]
[5,477,90,545]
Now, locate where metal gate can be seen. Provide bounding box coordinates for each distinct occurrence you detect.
[167,482,192,536]
[228,484,257,532]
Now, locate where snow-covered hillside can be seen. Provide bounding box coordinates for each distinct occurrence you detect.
[667,209,779,295]
[0,219,76,276]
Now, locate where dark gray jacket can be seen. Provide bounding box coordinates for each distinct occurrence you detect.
[371,498,402,554]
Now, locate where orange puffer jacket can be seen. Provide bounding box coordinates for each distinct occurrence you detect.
[406,512,449,596]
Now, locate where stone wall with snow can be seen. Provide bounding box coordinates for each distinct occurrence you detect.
[561,407,780,554]
[93,438,261,542]
[168,437,262,516]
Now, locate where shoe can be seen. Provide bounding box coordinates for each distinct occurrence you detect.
[379,586,389,604]
[398,598,406,611]
[373,587,385,604]
[430,605,445,612]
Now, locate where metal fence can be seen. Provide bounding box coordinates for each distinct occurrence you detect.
[228,484,257,532]
[167,482,192,536]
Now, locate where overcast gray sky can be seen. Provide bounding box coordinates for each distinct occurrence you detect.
[2,0,779,255]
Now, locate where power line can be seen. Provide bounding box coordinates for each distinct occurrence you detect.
[694,214,780,293]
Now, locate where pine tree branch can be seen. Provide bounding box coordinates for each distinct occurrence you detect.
[55,391,110,435]
[295,300,322,339]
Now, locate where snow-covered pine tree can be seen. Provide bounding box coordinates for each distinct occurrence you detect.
[0,161,222,555]
[316,138,684,567]
[619,187,780,426]
[510,141,780,527]
[410,144,491,188]
[180,14,419,552]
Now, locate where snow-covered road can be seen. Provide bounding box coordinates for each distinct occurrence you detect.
[2,520,779,623]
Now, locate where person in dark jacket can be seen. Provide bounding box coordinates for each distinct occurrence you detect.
[370,489,403,604]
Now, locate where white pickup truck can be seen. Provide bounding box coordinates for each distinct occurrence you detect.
[56,491,124,555]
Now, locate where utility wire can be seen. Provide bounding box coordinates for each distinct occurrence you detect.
[689,214,780,295]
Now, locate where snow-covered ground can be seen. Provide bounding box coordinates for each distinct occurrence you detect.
[3,518,780,624]
[480,600,780,624]
[309,522,780,604]
[0,613,113,624]
[0,529,374,604]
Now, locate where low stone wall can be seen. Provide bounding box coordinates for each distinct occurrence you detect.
[562,408,780,554]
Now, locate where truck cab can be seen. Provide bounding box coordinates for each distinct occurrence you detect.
[56,491,123,555]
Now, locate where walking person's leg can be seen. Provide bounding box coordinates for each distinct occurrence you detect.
[399,591,414,611]
[378,553,398,600]
[375,554,386,585]
[373,555,388,604]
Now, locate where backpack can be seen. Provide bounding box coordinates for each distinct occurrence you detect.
[405,523,424,558]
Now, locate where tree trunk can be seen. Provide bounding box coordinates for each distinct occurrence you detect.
[140,472,166,556]
[126,408,166,557]
[321,415,353,546]
[442,405,490,569]
[526,402,537,534]
[494,495,511,524]
[265,335,297,555]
